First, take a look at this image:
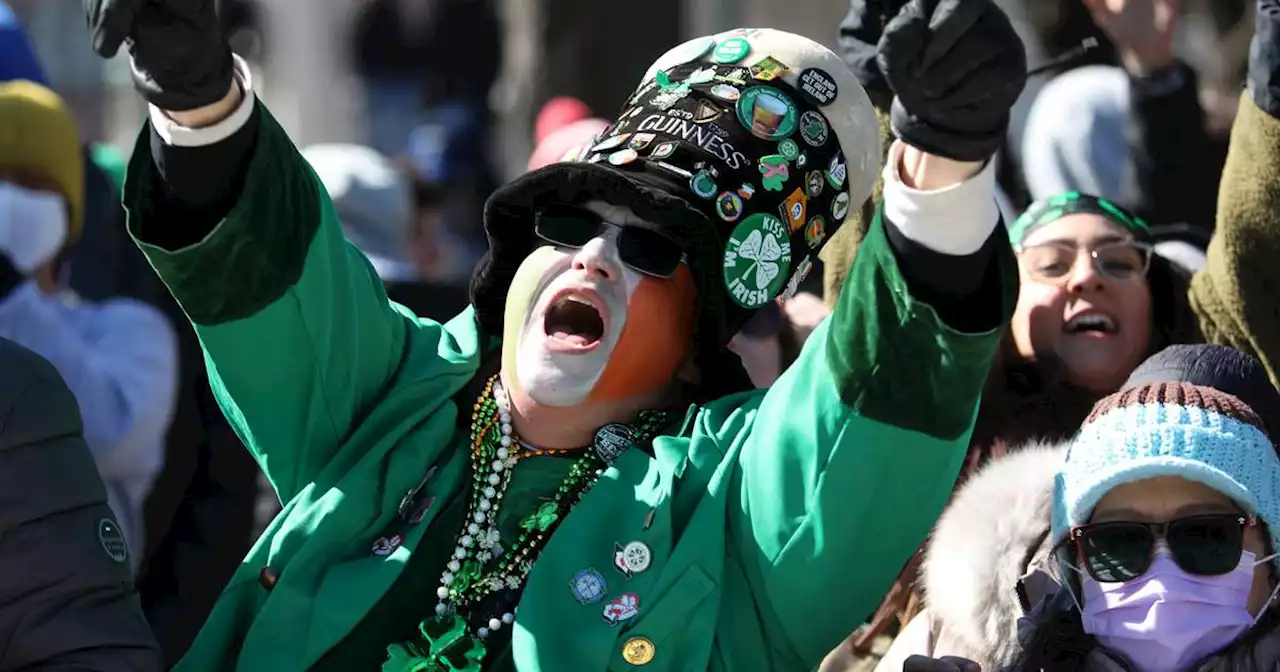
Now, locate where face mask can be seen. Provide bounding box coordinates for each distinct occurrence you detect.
[0,182,68,274]
[1079,549,1280,672]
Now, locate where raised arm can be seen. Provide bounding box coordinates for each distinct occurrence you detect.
[727,0,1023,661]
[88,1,476,502]
[1188,0,1280,384]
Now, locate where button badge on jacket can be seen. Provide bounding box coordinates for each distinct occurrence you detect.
[614,540,652,578]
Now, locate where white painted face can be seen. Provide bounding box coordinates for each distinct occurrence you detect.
[504,201,649,407]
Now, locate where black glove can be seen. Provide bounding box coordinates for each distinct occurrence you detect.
[877,0,1027,162]
[837,0,909,111]
[902,655,982,672]
[85,0,234,111]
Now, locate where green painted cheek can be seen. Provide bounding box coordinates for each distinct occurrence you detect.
[501,247,561,373]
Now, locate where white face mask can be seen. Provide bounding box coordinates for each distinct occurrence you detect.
[0,182,68,274]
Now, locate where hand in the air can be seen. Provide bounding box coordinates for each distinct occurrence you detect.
[1083,0,1179,75]
[84,0,233,111]
[902,654,982,672]
[877,0,1027,162]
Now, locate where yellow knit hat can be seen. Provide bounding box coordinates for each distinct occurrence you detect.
[0,80,84,242]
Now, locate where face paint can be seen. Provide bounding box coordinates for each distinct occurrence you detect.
[501,206,696,409]
[585,266,696,403]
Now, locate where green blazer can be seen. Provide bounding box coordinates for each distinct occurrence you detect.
[121,102,1016,671]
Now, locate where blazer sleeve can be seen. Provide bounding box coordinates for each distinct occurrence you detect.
[122,59,478,503]
[722,142,1017,663]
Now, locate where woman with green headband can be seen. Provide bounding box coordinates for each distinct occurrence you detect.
[1004,190,1197,396]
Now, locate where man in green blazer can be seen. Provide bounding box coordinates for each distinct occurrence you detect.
[85,0,1025,669]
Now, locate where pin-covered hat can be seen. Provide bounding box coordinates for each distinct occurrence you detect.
[473,29,879,397]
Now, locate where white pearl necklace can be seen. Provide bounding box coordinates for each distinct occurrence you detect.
[433,380,520,639]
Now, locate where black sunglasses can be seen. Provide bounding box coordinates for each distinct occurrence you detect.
[1067,513,1257,583]
[533,206,687,278]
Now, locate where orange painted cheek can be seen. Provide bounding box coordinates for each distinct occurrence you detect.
[587,267,697,403]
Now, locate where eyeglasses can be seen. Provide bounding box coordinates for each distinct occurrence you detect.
[533,205,687,278]
[1066,514,1258,583]
[1017,240,1153,286]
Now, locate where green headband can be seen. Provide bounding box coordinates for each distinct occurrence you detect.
[1009,191,1151,247]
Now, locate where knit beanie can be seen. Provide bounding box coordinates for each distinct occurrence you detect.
[1124,344,1280,440]
[1052,381,1280,566]
[0,80,83,240]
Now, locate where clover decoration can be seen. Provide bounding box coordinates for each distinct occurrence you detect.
[736,228,784,291]
[384,614,487,672]
[521,501,560,533]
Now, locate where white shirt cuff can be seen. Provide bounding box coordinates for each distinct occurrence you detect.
[149,54,256,148]
[880,140,1001,256]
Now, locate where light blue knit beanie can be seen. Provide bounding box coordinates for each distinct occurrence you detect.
[1052,381,1280,567]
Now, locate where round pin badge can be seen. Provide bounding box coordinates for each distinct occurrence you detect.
[711,36,751,64]
[805,216,827,248]
[832,192,851,221]
[593,423,634,465]
[826,153,848,190]
[799,111,830,147]
[710,83,741,101]
[806,170,825,198]
[609,148,640,166]
[716,191,744,222]
[652,35,716,72]
[722,213,792,309]
[98,518,128,563]
[570,567,609,605]
[778,139,799,161]
[690,170,719,199]
[737,86,798,141]
[798,68,840,106]
[621,541,653,574]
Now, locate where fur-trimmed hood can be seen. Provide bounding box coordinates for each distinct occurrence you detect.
[920,442,1066,670]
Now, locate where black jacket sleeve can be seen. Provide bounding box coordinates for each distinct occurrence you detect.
[0,338,162,671]
[1126,61,1218,235]
[882,212,1007,335]
[141,106,260,251]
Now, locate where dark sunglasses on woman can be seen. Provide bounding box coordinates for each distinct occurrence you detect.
[1064,513,1259,583]
[533,205,687,278]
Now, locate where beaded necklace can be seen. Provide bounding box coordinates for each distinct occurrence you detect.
[384,374,671,672]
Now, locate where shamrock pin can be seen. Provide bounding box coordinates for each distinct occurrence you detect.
[758,155,790,191]
[521,502,560,533]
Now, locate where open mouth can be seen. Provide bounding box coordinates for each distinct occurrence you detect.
[543,290,606,351]
[1064,312,1118,336]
